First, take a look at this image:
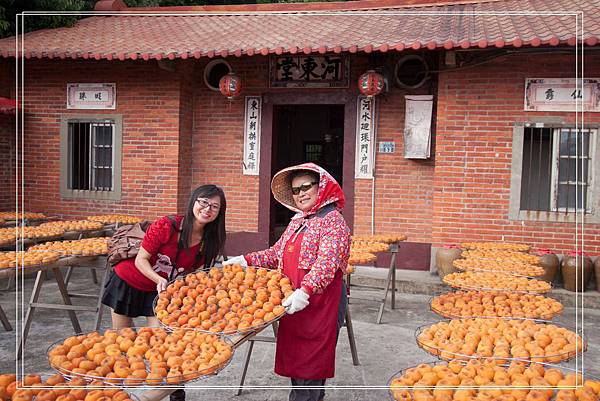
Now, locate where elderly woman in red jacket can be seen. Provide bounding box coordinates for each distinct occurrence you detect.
[225,162,351,401]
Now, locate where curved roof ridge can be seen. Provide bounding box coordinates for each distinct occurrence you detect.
[118,0,508,13]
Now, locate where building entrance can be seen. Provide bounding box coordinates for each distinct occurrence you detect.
[269,104,344,244]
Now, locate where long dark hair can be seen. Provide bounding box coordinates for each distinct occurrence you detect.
[179,184,226,270]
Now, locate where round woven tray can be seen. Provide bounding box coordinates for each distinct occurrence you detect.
[442,272,553,295]
[428,292,564,321]
[414,317,586,364]
[387,360,599,401]
[1,373,141,400]
[153,267,289,337]
[47,327,235,386]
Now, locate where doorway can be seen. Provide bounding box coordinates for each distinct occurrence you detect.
[270,104,344,244]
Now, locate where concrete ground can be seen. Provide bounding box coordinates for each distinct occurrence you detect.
[0,264,599,401]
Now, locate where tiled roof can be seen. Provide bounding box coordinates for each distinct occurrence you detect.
[0,0,597,60]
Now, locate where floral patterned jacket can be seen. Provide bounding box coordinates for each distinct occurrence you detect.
[246,163,351,294]
[247,206,350,294]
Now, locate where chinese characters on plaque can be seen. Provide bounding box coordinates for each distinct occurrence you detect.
[67,83,116,109]
[270,55,349,88]
[355,96,377,179]
[524,78,600,112]
[243,96,261,175]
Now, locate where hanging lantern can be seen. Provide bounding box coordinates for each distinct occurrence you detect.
[219,72,242,100]
[358,70,385,98]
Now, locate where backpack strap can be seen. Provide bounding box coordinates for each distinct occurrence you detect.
[165,215,206,279]
[167,215,182,281]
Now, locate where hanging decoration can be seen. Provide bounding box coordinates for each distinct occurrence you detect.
[358,70,385,98]
[219,73,242,100]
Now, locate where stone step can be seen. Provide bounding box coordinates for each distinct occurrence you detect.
[349,266,600,309]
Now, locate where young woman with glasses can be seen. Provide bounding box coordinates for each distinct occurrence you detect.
[225,163,351,401]
[101,185,226,401]
[102,184,226,328]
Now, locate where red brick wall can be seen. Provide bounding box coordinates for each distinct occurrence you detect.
[0,59,15,212]
[191,58,264,232]
[19,59,186,220]
[432,52,600,254]
[0,116,15,211]
[177,62,194,213]
[351,57,436,243]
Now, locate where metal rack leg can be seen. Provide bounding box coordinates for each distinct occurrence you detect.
[390,251,397,310]
[17,270,45,359]
[376,261,394,324]
[376,242,399,323]
[52,267,82,334]
[236,340,255,396]
[0,303,11,331]
[94,266,110,331]
[64,266,74,286]
[345,307,359,365]
[236,321,278,396]
[1,275,14,291]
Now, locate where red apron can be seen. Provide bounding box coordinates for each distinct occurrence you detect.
[274,232,343,380]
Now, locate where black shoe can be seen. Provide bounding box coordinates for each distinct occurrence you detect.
[170,389,185,401]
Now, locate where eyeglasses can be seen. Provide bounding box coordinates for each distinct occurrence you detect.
[291,181,319,195]
[196,198,220,212]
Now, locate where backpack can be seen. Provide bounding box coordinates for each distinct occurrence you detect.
[107,216,178,267]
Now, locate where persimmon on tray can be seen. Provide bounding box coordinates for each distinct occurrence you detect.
[416,317,585,363]
[0,372,138,401]
[0,212,47,221]
[0,250,61,270]
[29,238,108,257]
[460,242,531,252]
[461,249,541,265]
[48,327,233,386]
[352,234,406,244]
[0,226,65,244]
[350,242,390,253]
[443,271,552,294]
[39,221,104,233]
[154,265,292,335]
[87,215,143,225]
[348,251,377,265]
[430,291,563,320]
[453,258,545,277]
[389,360,600,401]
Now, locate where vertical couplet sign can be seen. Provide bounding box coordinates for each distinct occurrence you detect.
[243,96,261,175]
[355,96,377,179]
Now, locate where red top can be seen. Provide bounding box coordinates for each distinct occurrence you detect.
[114,215,203,291]
[275,231,343,379]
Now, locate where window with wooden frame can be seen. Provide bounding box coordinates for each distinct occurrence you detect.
[510,123,599,222]
[60,115,122,200]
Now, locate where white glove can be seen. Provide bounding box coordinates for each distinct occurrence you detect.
[223,255,248,267]
[282,288,310,314]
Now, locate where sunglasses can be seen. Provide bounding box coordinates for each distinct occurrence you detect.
[291,181,319,195]
[196,198,220,212]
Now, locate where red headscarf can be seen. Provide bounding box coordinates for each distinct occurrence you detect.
[270,162,345,219]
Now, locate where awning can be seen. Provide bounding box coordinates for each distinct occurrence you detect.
[0,97,17,114]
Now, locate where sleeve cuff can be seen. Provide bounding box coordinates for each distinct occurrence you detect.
[301,284,314,296]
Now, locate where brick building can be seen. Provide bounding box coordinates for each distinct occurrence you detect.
[0,0,598,269]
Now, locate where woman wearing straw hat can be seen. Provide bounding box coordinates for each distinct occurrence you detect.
[224,162,351,401]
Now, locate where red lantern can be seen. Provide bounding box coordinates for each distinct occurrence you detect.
[219,73,242,100]
[358,70,385,98]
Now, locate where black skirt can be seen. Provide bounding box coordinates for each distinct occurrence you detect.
[101,271,157,317]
